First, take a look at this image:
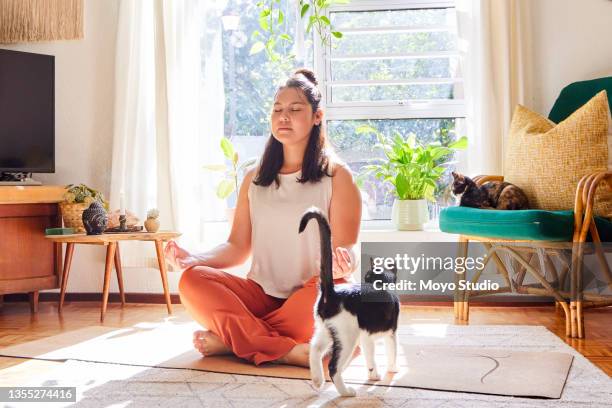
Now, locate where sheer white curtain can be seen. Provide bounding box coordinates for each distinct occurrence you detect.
[110,0,157,223]
[456,0,532,176]
[110,0,225,266]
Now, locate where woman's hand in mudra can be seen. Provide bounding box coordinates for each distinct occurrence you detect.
[332,246,353,279]
[164,240,201,271]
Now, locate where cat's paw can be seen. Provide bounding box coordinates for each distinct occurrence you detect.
[339,386,356,397]
[368,368,380,381]
[387,363,399,373]
[311,374,325,390]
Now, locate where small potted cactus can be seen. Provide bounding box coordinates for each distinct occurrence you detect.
[144,208,160,233]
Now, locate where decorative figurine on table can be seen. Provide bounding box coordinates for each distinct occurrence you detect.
[82,201,108,235]
[119,190,127,231]
[103,190,143,233]
[144,208,160,233]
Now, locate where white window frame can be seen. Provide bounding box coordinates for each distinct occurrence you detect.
[314,0,465,120]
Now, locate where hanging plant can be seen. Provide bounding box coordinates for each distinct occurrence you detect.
[299,0,348,46]
[249,0,349,66]
[249,0,294,65]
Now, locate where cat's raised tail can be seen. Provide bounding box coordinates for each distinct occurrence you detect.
[299,207,335,301]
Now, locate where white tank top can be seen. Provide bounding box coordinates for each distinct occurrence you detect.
[247,170,333,298]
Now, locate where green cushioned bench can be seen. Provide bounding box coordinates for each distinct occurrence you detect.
[439,206,612,242]
[439,207,574,241]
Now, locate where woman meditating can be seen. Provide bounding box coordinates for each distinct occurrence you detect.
[165,68,361,367]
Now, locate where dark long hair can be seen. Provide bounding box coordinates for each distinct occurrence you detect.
[253,68,334,188]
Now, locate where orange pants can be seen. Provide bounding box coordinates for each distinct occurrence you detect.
[178,266,339,365]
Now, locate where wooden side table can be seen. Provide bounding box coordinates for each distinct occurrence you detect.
[46,231,181,322]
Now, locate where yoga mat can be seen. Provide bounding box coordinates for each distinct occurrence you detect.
[0,323,573,398]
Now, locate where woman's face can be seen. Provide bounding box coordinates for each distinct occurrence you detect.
[271,87,322,146]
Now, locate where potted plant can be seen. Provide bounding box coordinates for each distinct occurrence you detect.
[144,208,160,233]
[359,126,467,230]
[60,184,109,233]
[203,137,257,224]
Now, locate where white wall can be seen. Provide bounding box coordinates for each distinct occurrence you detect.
[530,0,612,115]
[4,0,124,293]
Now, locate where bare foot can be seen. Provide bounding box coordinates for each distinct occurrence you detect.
[193,330,232,356]
[275,343,310,367]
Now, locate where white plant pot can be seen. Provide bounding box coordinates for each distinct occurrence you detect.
[391,199,429,231]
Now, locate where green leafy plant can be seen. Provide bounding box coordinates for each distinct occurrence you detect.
[358,126,467,201]
[299,0,348,46]
[250,0,294,64]
[63,183,109,210]
[249,0,349,66]
[203,137,258,200]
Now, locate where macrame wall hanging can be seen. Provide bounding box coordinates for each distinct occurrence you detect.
[0,0,84,43]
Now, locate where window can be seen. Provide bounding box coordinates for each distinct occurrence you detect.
[207,0,464,221]
[316,0,465,221]
[212,0,314,195]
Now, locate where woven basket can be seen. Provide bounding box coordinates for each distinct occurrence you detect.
[59,202,89,233]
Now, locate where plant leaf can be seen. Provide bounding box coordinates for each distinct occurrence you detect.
[448,136,468,150]
[202,164,227,172]
[430,146,452,160]
[356,124,377,135]
[220,137,235,160]
[300,3,310,17]
[395,172,409,199]
[238,157,258,172]
[249,41,265,55]
[306,15,317,33]
[331,31,343,38]
[259,16,270,31]
[216,179,235,199]
[406,133,416,150]
[320,16,331,25]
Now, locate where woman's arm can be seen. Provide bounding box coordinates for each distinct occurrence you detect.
[329,164,362,279]
[165,168,255,271]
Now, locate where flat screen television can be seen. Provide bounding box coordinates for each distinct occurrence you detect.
[0,49,55,173]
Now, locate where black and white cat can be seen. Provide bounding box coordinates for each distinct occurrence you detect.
[299,208,400,397]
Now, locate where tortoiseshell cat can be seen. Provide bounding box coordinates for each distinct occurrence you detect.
[451,172,529,210]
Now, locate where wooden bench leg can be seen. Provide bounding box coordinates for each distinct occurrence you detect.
[114,244,126,306]
[455,237,469,322]
[59,243,75,313]
[154,240,172,315]
[101,242,117,323]
[569,242,586,338]
[29,291,39,313]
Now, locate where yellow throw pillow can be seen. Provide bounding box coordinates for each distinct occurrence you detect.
[504,90,611,217]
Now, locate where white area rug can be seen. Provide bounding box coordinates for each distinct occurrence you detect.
[1,325,611,407]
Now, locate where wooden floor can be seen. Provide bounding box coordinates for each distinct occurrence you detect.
[0,301,611,376]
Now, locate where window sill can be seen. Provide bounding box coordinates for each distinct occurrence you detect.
[358,221,458,243]
[202,220,459,243]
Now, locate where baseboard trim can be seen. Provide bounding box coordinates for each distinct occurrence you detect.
[3,292,182,304]
[2,292,554,307]
[398,294,555,307]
